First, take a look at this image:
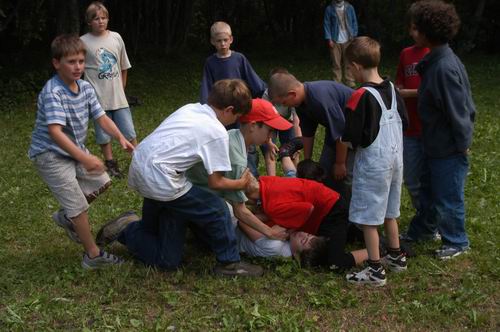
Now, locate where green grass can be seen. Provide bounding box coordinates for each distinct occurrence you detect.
[0,52,498,331]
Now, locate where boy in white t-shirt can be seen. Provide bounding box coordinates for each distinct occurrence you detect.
[81,1,137,178]
[96,79,264,277]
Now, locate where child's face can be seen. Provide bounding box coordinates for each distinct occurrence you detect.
[272,91,300,108]
[249,123,274,146]
[409,23,425,48]
[211,33,233,56]
[52,52,85,85]
[89,9,109,34]
[290,232,315,254]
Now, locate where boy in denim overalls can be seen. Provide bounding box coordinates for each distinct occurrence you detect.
[341,37,409,286]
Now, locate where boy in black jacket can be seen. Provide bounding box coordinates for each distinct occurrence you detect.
[403,0,475,260]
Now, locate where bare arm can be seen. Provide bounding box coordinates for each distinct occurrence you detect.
[121,70,128,90]
[95,115,135,153]
[208,169,250,191]
[397,88,418,99]
[48,124,105,174]
[302,136,315,160]
[232,202,288,241]
[333,139,348,180]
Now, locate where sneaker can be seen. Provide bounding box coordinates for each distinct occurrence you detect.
[52,210,81,244]
[81,250,124,270]
[381,253,408,272]
[105,159,123,178]
[346,265,386,287]
[278,137,303,161]
[96,211,140,246]
[435,245,469,260]
[213,261,264,277]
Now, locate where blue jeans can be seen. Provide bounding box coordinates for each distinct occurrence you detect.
[118,186,240,269]
[319,142,354,203]
[94,107,136,144]
[403,136,425,212]
[407,154,469,248]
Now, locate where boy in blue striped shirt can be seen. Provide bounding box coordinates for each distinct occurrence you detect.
[29,34,134,269]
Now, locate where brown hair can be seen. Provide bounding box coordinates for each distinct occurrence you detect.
[85,1,109,24]
[298,236,329,267]
[51,34,86,60]
[296,160,326,183]
[345,36,381,68]
[268,72,301,99]
[409,0,460,44]
[207,79,252,115]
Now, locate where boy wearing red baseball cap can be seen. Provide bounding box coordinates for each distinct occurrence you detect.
[188,98,293,241]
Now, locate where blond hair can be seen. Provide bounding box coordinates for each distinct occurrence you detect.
[85,1,109,23]
[51,34,86,60]
[210,21,232,39]
[345,36,381,68]
[268,72,301,99]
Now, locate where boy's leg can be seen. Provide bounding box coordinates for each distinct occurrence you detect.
[317,197,356,269]
[429,155,469,252]
[329,42,343,82]
[112,107,138,146]
[118,197,187,269]
[403,136,425,212]
[94,110,122,177]
[341,41,356,88]
[71,210,100,258]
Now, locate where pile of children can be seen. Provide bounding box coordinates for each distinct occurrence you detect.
[29,0,475,286]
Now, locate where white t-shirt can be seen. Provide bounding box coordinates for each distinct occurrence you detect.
[335,4,349,44]
[128,103,232,201]
[80,31,131,110]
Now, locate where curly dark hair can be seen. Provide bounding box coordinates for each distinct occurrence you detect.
[409,0,460,44]
[296,159,327,183]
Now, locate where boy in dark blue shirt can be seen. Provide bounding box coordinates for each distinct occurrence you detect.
[403,0,475,260]
[268,72,354,200]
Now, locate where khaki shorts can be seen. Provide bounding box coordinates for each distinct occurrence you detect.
[34,151,111,218]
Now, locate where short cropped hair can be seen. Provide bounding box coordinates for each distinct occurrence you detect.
[210,21,232,38]
[51,34,86,60]
[268,72,301,99]
[409,0,460,44]
[299,236,329,267]
[207,79,252,115]
[296,160,327,183]
[345,36,381,68]
[85,1,109,23]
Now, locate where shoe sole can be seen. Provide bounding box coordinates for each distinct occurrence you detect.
[96,211,140,246]
[436,250,468,260]
[346,278,386,287]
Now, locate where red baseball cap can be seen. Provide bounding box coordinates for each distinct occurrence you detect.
[239,98,292,131]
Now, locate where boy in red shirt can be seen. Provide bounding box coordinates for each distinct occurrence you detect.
[243,174,367,270]
[396,25,430,216]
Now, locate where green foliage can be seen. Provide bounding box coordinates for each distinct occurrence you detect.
[0,52,498,331]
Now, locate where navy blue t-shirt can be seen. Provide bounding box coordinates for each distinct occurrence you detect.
[200,51,267,103]
[296,81,353,146]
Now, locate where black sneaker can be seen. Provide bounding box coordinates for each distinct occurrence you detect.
[96,211,140,246]
[278,137,303,161]
[105,159,123,178]
[381,253,408,272]
[346,265,387,287]
[213,261,264,277]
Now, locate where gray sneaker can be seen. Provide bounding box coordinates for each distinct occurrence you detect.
[435,245,469,260]
[213,261,264,277]
[52,210,81,244]
[81,250,124,269]
[96,211,140,246]
[381,253,408,272]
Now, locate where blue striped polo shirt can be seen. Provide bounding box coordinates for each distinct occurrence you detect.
[28,75,105,159]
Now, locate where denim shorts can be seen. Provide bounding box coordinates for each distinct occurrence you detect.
[33,151,111,218]
[94,107,136,144]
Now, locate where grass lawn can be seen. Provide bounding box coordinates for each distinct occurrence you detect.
[0,51,498,331]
